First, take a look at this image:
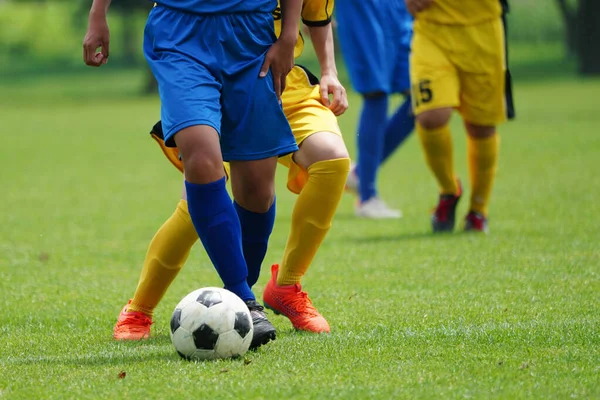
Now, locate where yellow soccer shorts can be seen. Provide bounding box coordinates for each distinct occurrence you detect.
[278,65,342,194]
[410,18,507,126]
[152,65,342,194]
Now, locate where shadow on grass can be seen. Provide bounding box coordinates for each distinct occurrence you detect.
[3,336,176,367]
[328,228,490,244]
[345,231,453,243]
[3,332,298,366]
[4,351,173,367]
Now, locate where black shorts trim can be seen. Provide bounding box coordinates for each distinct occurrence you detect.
[150,120,164,139]
[295,64,320,86]
[302,18,331,27]
[501,5,515,120]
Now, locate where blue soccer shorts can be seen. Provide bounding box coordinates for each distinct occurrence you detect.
[144,5,298,161]
[336,0,413,95]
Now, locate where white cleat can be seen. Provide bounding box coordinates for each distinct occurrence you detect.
[355,197,402,219]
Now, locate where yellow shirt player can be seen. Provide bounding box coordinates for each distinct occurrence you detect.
[407,0,514,233]
[113,0,351,341]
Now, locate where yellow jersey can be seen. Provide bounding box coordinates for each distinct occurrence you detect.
[273,0,334,58]
[417,0,502,25]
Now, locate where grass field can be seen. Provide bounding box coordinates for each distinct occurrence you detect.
[1,59,599,399]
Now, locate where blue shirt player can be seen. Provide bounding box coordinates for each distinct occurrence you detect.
[336,0,415,218]
[83,0,303,349]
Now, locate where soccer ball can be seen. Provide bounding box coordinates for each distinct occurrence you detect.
[170,287,253,361]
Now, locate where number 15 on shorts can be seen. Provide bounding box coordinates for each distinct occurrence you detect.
[412,79,432,108]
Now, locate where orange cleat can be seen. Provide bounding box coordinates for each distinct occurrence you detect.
[263,264,330,333]
[113,300,152,341]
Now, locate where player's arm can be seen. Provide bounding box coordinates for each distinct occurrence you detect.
[83,0,111,67]
[308,24,347,116]
[302,0,347,115]
[260,0,302,100]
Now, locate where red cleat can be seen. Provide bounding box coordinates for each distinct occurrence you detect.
[113,300,152,341]
[432,180,462,233]
[263,265,330,333]
[464,211,489,234]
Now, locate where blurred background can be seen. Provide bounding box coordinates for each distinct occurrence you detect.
[0,0,598,95]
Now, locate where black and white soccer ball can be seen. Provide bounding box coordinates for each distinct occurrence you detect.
[170,287,253,361]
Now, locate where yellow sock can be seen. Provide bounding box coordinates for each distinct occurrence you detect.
[128,200,198,316]
[277,158,350,286]
[467,133,499,216]
[417,123,459,195]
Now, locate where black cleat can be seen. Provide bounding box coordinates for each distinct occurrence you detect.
[245,300,276,349]
[431,180,462,233]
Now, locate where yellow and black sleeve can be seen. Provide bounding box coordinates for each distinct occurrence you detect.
[301,0,334,27]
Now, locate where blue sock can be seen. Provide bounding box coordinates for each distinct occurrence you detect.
[184,178,254,301]
[234,199,276,289]
[357,95,389,202]
[380,96,415,165]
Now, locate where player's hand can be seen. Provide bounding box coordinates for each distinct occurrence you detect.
[83,12,110,67]
[405,0,434,16]
[320,73,348,116]
[260,35,297,101]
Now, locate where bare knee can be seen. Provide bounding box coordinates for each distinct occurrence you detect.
[416,107,453,130]
[293,132,349,169]
[230,158,277,213]
[174,125,224,183]
[464,122,496,139]
[233,178,275,213]
[182,152,225,183]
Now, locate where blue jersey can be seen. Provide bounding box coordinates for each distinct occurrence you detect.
[397,1,414,51]
[157,0,277,14]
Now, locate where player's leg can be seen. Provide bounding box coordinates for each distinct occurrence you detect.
[143,7,262,342]
[262,75,350,331]
[114,196,197,340]
[229,157,278,290]
[168,106,255,307]
[411,21,462,232]
[457,19,507,233]
[174,126,259,302]
[228,163,281,349]
[114,122,229,340]
[280,131,349,288]
[336,0,400,218]
[355,93,402,217]
[380,92,414,166]
[263,131,349,333]
[379,3,415,166]
[219,11,299,347]
[464,123,498,233]
[114,123,188,340]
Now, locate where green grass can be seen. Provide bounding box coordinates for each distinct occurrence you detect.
[1,66,599,399]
